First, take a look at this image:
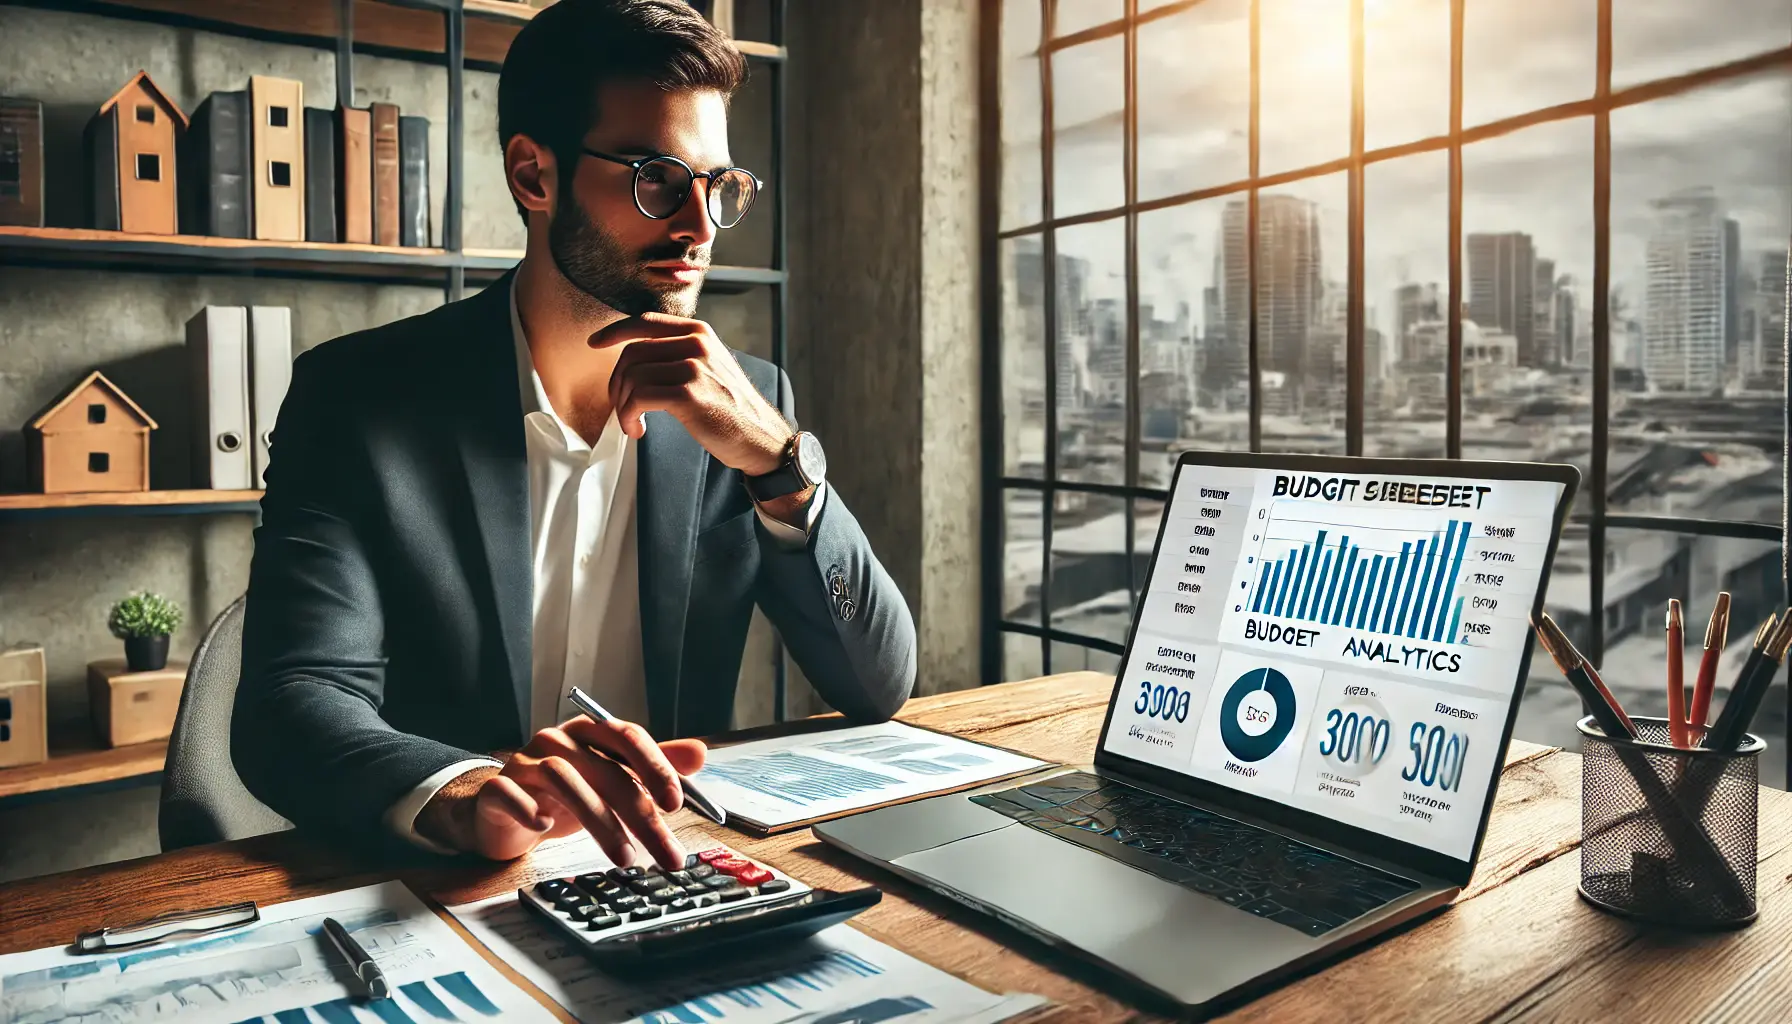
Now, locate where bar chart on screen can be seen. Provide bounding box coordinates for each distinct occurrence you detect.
[1217,498,1551,689]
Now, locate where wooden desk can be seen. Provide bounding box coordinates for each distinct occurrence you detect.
[3,672,1788,1021]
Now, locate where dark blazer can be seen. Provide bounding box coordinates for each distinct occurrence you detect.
[232,275,916,839]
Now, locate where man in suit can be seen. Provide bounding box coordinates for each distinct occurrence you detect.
[233,0,915,869]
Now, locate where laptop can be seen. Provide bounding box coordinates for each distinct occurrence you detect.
[816,451,1580,1015]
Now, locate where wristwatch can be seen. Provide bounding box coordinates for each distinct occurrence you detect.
[745,431,827,502]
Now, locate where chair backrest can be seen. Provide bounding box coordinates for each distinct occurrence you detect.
[158,595,291,850]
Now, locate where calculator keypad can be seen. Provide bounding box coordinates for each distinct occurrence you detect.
[521,846,811,944]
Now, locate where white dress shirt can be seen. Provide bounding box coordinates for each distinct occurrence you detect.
[386,281,822,851]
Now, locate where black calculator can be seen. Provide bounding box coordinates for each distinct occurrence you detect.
[519,844,880,964]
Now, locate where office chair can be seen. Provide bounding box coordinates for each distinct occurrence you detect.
[158,595,292,850]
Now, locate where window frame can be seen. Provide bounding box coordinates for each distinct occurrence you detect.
[980,0,1792,783]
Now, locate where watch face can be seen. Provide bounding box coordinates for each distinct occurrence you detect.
[795,432,827,485]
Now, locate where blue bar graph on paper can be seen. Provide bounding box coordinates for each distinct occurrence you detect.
[1247,521,1475,645]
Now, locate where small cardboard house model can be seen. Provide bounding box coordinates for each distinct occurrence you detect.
[86,70,187,234]
[25,370,157,493]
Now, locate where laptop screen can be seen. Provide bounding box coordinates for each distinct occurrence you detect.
[1100,460,1570,864]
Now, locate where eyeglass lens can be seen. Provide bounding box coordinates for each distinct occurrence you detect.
[633,157,756,228]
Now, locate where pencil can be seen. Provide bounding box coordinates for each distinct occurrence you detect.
[1688,593,1731,738]
[1666,600,1687,748]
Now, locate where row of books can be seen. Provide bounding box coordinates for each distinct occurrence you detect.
[0,71,430,248]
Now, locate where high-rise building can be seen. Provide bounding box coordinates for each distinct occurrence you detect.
[1394,282,1443,367]
[1211,201,1252,393]
[1758,249,1787,381]
[1532,257,1557,367]
[1643,187,1729,393]
[1003,238,1047,473]
[1724,216,1742,368]
[1556,275,1583,368]
[1055,250,1092,410]
[1255,194,1324,408]
[1466,232,1537,366]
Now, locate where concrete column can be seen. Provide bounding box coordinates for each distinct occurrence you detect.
[786,0,982,701]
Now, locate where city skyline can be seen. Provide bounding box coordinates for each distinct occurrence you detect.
[1002,2,1791,348]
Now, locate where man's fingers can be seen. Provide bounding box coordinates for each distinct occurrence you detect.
[531,755,639,868]
[484,774,552,831]
[590,312,708,348]
[564,717,685,813]
[611,359,704,431]
[616,386,698,438]
[470,775,555,861]
[579,756,688,870]
[660,738,707,776]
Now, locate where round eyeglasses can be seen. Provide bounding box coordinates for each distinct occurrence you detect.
[581,148,761,229]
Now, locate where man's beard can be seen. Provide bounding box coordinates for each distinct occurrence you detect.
[547,194,704,317]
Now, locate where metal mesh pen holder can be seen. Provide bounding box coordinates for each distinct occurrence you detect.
[1577,716,1762,930]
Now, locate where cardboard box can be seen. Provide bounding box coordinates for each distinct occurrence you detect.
[88,658,186,748]
[0,643,49,768]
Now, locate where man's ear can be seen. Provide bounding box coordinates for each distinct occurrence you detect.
[505,133,557,216]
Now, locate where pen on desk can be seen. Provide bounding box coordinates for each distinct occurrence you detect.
[1702,611,1792,753]
[567,686,727,826]
[1688,592,1730,738]
[1666,600,1688,748]
[322,916,389,1001]
[1533,614,1635,740]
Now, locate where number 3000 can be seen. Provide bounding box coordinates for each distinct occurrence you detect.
[1133,681,1191,723]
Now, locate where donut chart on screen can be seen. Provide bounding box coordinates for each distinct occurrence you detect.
[1219,667,1297,762]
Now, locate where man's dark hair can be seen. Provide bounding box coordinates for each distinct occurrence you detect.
[498,0,745,219]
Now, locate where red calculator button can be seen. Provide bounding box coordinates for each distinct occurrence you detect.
[711,857,753,875]
[736,866,773,886]
[697,849,733,864]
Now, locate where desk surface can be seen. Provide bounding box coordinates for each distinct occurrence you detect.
[3,672,1789,1021]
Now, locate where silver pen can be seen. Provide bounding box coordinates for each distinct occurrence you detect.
[567,686,728,826]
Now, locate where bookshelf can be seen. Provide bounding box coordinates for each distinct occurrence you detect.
[2,227,787,291]
[0,722,166,807]
[2,0,786,70]
[0,489,264,522]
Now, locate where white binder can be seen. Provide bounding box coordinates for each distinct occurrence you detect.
[186,306,253,490]
[248,306,294,489]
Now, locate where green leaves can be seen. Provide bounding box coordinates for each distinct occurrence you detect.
[107,591,184,639]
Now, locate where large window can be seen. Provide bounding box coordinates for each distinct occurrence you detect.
[987,0,1791,780]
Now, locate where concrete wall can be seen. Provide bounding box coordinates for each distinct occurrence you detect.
[785,0,982,703]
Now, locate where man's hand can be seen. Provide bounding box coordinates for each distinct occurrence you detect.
[591,313,793,478]
[415,714,706,868]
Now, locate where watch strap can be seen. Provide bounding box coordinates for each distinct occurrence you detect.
[745,460,807,501]
[745,435,808,501]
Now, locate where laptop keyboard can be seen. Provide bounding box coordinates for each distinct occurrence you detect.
[971,772,1420,937]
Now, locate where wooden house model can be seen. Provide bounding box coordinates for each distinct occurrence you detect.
[25,370,158,494]
[86,70,187,234]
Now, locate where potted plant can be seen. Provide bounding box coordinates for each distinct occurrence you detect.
[107,591,183,672]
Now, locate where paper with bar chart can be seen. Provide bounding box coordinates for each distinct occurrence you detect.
[1107,464,1567,861]
[691,721,1047,831]
[0,881,556,1024]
